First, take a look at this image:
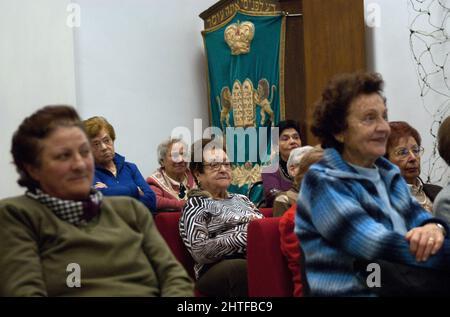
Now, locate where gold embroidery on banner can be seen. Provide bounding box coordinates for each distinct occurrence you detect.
[231,80,244,127]
[253,79,275,126]
[217,78,276,129]
[232,79,255,127]
[224,20,255,55]
[231,162,262,187]
[242,79,255,126]
[204,1,279,30]
[218,87,232,128]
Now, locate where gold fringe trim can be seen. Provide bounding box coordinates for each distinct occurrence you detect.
[203,9,284,34]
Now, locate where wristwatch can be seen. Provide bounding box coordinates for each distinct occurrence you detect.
[436,223,447,237]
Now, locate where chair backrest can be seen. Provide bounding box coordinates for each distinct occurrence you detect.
[248,180,265,208]
[154,212,196,279]
[259,207,273,217]
[247,217,294,297]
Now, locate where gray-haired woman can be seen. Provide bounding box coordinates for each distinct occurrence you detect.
[147,138,196,211]
[273,145,314,217]
[434,116,450,223]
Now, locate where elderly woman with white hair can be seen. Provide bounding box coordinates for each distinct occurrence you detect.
[147,138,196,211]
[273,146,314,217]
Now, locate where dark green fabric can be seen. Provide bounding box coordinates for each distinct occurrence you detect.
[204,12,283,130]
[204,12,285,196]
[0,195,194,296]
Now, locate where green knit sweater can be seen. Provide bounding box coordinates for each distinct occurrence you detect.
[0,195,194,297]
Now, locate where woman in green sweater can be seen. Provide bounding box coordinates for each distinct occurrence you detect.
[0,105,194,297]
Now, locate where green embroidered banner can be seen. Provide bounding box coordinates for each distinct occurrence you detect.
[203,10,285,197]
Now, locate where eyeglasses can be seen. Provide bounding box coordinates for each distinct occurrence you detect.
[394,146,424,160]
[203,162,232,171]
[91,136,113,150]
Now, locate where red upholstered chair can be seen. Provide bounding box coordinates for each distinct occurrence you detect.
[247,217,294,297]
[154,212,195,279]
[259,207,273,217]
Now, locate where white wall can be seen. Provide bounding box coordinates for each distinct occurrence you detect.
[0,0,216,198]
[2,0,449,199]
[0,0,76,198]
[74,0,217,179]
[365,0,450,185]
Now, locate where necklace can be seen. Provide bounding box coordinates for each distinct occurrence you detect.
[409,179,432,211]
[414,190,427,205]
[279,160,292,181]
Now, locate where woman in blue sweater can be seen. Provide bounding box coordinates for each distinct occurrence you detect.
[83,116,156,213]
[296,72,450,296]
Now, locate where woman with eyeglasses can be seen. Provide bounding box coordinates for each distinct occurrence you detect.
[385,121,442,212]
[296,72,450,296]
[146,138,196,211]
[83,116,156,213]
[179,138,264,297]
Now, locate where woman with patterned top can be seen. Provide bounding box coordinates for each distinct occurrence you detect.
[385,121,442,212]
[179,138,264,297]
[0,105,193,296]
[147,138,196,212]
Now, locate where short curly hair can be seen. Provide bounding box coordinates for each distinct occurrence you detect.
[83,116,116,141]
[311,72,385,152]
[438,116,450,166]
[11,105,85,190]
[386,121,421,159]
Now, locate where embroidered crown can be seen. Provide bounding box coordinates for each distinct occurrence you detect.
[224,20,255,55]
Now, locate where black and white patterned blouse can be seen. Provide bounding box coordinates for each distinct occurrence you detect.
[179,193,264,279]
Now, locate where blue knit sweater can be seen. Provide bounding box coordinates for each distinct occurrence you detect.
[94,153,156,213]
[295,148,450,296]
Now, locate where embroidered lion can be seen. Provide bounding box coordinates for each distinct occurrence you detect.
[217,87,232,129]
[254,79,276,126]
